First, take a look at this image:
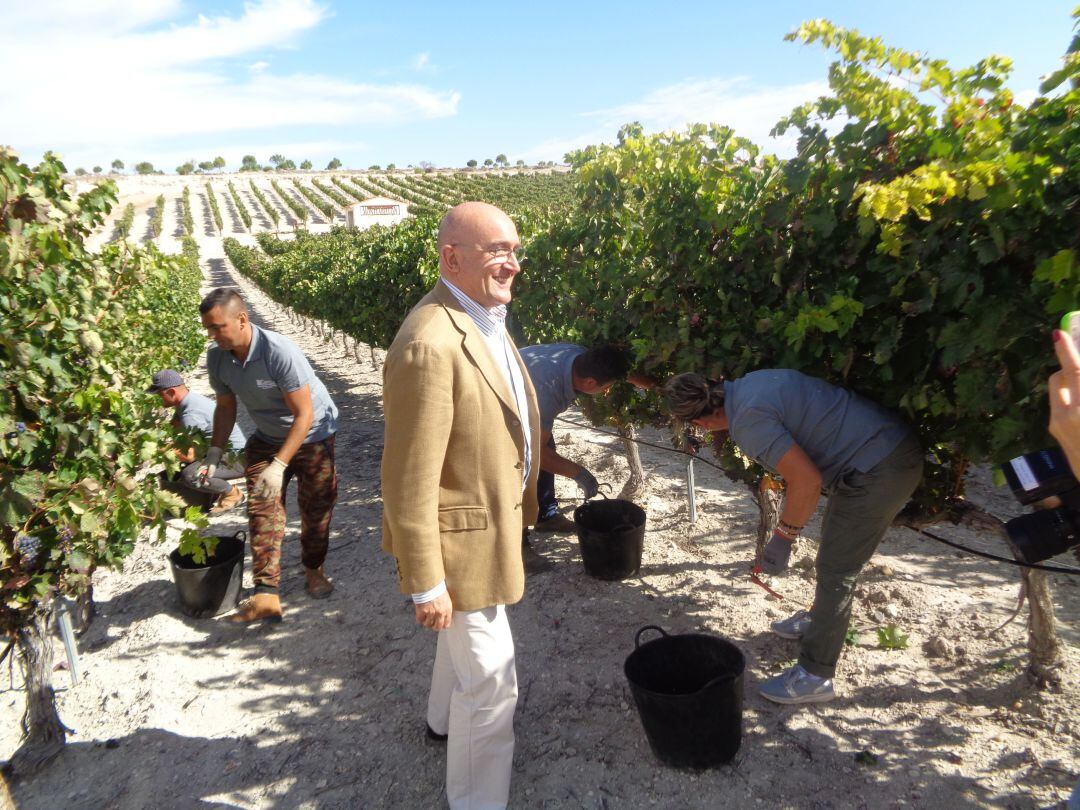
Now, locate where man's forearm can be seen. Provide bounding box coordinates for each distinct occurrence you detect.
[539,444,583,479]
[211,403,237,450]
[274,409,313,465]
[779,483,820,532]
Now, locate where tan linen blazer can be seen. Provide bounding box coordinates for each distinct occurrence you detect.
[381,281,540,611]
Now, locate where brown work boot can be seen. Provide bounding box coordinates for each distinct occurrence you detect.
[227,592,283,623]
[304,566,334,599]
[210,484,247,515]
[533,514,577,533]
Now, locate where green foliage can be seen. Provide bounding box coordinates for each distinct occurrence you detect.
[224,216,439,349]
[249,181,280,229]
[331,175,364,202]
[326,157,342,170]
[148,194,165,239]
[181,186,195,237]
[876,624,910,650]
[176,162,195,176]
[0,148,206,631]
[227,182,252,230]
[518,17,1080,505]
[226,16,1079,516]
[134,162,155,175]
[271,180,310,227]
[112,203,135,242]
[240,155,259,172]
[993,656,1018,672]
[312,178,352,209]
[854,750,880,767]
[844,627,859,646]
[110,159,124,172]
[292,180,336,220]
[205,183,224,234]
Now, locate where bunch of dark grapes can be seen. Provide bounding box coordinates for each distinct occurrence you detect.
[57,527,75,554]
[14,533,43,570]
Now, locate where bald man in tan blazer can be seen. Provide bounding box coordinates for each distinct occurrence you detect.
[381,202,540,810]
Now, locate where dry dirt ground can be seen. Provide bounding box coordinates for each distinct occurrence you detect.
[2,178,1079,809]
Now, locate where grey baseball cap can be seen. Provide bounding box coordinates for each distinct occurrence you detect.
[147,369,185,393]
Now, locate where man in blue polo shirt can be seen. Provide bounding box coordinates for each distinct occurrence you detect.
[520,344,650,535]
[194,287,339,623]
[148,368,246,514]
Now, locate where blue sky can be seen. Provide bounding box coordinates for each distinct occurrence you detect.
[3,0,1076,172]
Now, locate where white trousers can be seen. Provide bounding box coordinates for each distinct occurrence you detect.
[427,604,517,810]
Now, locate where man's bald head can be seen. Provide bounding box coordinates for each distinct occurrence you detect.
[437,202,514,251]
[437,202,522,309]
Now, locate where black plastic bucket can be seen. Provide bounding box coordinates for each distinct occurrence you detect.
[573,496,646,580]
[157,471,215,511]
[624,625,745,769]
[168,532,245,619]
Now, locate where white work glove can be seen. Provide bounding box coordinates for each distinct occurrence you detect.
[573,468,600,499]
[252,457,287,500]
[196,446,223,484]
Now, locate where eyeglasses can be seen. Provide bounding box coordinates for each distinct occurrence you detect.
[451,243,526,263]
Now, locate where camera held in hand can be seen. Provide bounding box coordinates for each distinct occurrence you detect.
[1002,448,1080,565]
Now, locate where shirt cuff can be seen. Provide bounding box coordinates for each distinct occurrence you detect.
[411,580,447,604]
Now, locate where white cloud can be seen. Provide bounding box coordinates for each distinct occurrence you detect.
[590,77,828,150]
[1,0,460,164]
[413,52,430,71]
[520,76,828,163]
[4,0,184,32]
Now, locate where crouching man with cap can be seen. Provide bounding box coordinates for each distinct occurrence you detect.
[149,368,247,514]
[196,288,339,623]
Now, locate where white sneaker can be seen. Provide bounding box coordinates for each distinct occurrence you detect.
[770,609,812,639]
[759,664,835,705]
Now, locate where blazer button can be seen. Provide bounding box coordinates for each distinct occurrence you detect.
[515,461,523,470]
[510,418,520,427]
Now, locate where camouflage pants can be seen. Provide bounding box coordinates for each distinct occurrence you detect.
[245,434,338,592]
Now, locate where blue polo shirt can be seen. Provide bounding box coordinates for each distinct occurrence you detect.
[520,343,585,432]
[175,391,246,451]
[207,324,337,444]
[724,369,911,491]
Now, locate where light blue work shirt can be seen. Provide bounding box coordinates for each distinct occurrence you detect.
[724,369,912,491]
[207,324,338,444]
[175,391,246,451]
[520,343,585,432]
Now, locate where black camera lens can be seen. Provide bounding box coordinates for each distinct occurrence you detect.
[1004,508,1080,565]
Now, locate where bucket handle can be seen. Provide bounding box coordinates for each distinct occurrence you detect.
[582,482,614,503]
[634,625,669,649]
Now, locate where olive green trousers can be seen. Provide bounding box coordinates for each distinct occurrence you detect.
[799,433,924,679]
